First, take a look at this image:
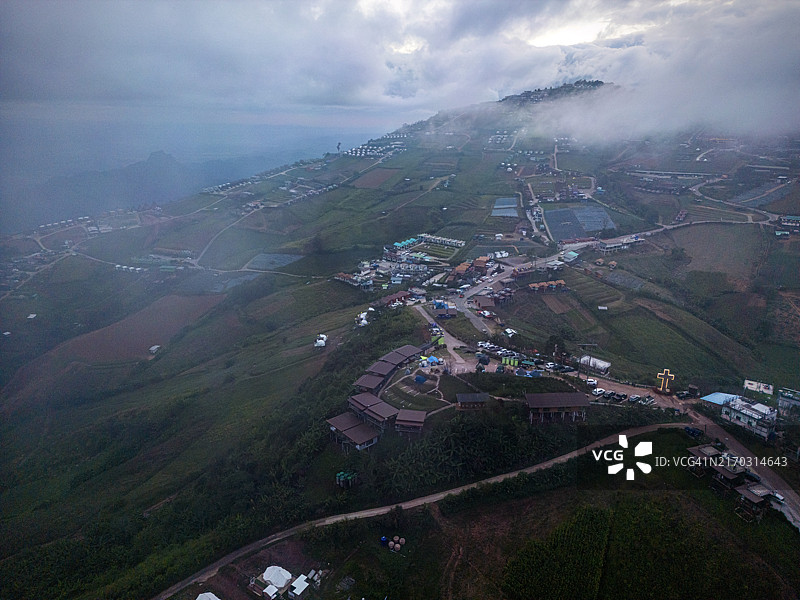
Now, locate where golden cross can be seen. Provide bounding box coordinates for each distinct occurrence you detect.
[657,369,675,392]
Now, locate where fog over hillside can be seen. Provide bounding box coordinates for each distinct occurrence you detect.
[2,0,798,230]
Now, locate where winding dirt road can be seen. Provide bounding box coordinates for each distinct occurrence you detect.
[152,422,688,600]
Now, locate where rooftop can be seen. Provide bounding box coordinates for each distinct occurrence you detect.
[326,412,362,432]
[343,422,381,445]
[354,374,384,390]
[364,401,400,421]
[457,393,489,404]
[396,409,427,426]
[379,351,407,366]
[367,360,396,376]
[349,392,382,411]
[395,344,422,358]
[525,392,589,409]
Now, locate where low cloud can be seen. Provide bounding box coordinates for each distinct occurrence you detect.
[1,0,797,177]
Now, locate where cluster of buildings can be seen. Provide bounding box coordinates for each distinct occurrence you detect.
[340,139,406,158]
[326,344,429,451]
[777,215,800,235]
[416,233,465,247]
[527,279,567,293]
[454,392,589,424]
[334,234,468,292]
[684,444,783,523]
[37,215,92,231]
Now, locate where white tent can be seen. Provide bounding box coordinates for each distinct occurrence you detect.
[196,593,223,600]
[264,584,279,599]
[263,565,292,588]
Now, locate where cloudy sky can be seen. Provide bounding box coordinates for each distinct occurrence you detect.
[2,0,799,178]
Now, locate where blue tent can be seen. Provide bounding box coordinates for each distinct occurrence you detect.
[414,374,427,385]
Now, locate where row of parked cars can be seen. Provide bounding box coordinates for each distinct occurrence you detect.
[477,340,524,359]
[591,387,657,406]
[475,342,577,372]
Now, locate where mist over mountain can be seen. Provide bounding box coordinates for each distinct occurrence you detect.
[0,125,381,234]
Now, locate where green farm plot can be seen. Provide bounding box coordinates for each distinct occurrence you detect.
[438,314,484,344]
[199,227,283,270]
[499,294,592,346]
[0,255,172,387]
[752,343,800,388]
[80,225,155,263]
[560,268,624,308]
[763,182,800,213]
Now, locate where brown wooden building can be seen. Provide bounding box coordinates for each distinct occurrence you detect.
[524,392,589,424]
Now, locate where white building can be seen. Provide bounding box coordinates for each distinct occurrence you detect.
[721,397,777,440]
[579,355,611,375]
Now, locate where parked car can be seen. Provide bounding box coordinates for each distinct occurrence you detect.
[592,388,605,396]
[629,395,641,403]
[684,426,703,439]
[586,378,597,387]
[744,469,761,483]
[603,390,615,399]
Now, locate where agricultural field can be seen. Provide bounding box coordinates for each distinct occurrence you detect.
[352,167,402,189]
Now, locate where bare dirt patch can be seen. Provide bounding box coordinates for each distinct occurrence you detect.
[541,294,570,314]
[353,168,400,189]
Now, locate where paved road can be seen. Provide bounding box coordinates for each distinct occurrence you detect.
[152,422,686,600]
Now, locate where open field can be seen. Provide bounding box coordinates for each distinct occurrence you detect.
[352,167,401,188]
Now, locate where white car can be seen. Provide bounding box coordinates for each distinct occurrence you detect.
[592,388,605,396]
[586,378,597,387]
